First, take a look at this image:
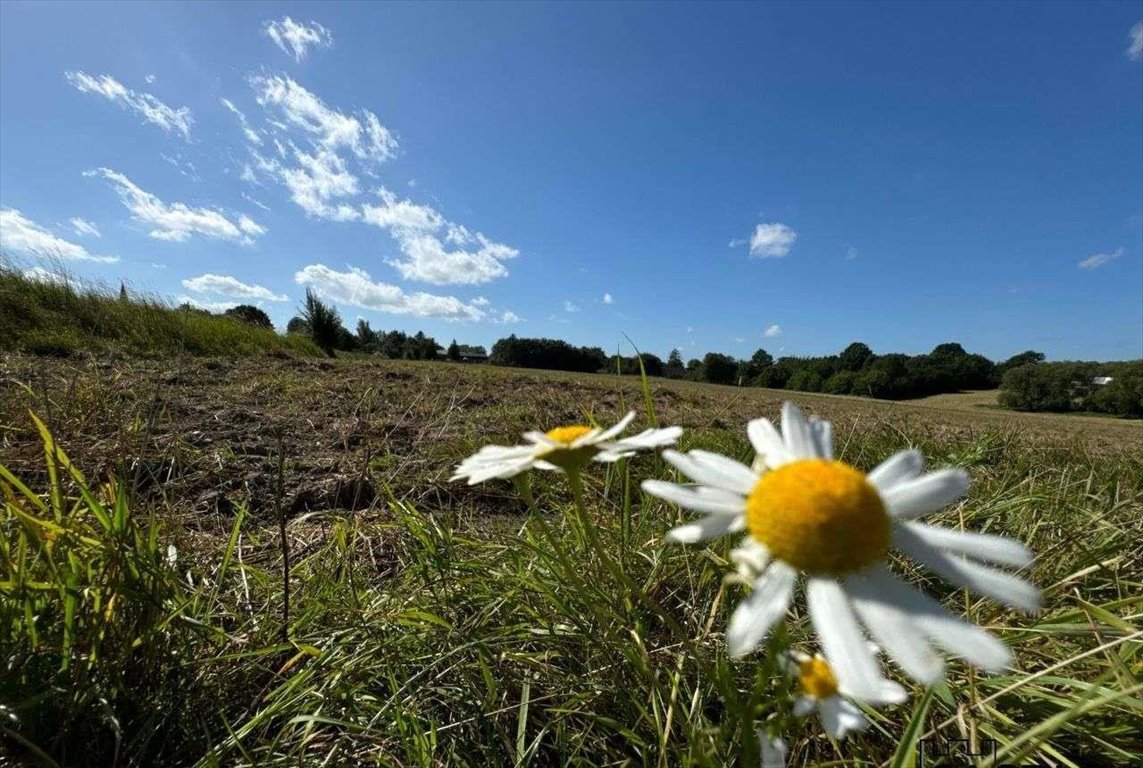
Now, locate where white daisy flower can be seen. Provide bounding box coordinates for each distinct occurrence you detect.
[452,411,682,485]
[782,650,904,740]
[641,401,1040,697]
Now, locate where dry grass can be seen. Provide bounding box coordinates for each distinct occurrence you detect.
[2,355,1140,767]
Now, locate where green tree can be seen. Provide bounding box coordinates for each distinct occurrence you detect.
[999,350,1045,375]
[447,339,461,361]
[838,342,874,372]
[301,288,342,356]
[356,319,377,349]
[224,304,273,329]
[286,316,310,335]
[702,352,738,385]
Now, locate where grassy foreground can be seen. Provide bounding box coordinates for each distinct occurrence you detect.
[0,265,320,358]
[1,356,1141,767]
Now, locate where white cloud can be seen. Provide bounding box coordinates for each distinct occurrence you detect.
[152,263,167,269]
[160,153,199,181]
[361,188,518,284]
[0,208,118,262]
[602,292,613,304]
[182,273,287,301]
[89,168,266,245]
[564,300,581,313]
[65,71,192,139]
[263,17,333,62]
[748,223,797,258]
[1077,248,1124,270]
[845,246,859,261]
[241,193,271,212]
[250,74,396,161]
[270,147,360,220]
[177,295,242,313]
[764,324,782,338]
[70,217,101,237]
[471,296,490,306]
[1129,21,1143,61]
[220,98,263,145]
[22,265,72,285]
[498,310,521,323]
[295,264,487,321]
[145,74,157,84]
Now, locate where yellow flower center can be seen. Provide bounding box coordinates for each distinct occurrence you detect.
[798,656,840,699]
[545,425,593,445]
[745,459,890,575]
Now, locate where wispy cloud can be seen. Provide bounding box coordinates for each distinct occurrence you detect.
[88,168,266,245]
[1077,248,1124,270]
[564,300,581,313]
[361,188,518,285]
[1128,21,1143,61]
[497,310,521,323]
[65,71,192,139]
[241,193,271,212]
[602,292,613,304]
[845,246,859,261]
[747,223,797,259]
[70,217,101,237]
[0,208,118,262]
[182,273,287,301]
[263,17,333,62]
[295,264,488,321]
[220,98,263,145]
[764,324,782,338]
[250,74,396,162]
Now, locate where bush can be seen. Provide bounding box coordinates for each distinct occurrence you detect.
[301,289,342,355]
[224,304,273,329]
[20,328,83,357]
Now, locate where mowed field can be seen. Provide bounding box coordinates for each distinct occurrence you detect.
[2,355,1141,767]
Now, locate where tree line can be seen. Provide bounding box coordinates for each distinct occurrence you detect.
[1000,360,1142,417]
[219,296,1140,416]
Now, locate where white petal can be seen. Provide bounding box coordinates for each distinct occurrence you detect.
[845,570,946,685]
[781,402,818,459]
[757,733,788,768]
[903,522,1034,568]
[607,426,683,452]
[729,540,771,573]
[867,449,925,492]
[667,513,743,544]
[834,698,870,738]
[881,468,970,519]
[523,431,557,446]
[641,480,746,516]
[894,525,1041,613]
[594,411,636,441]
[806,578,883,700]
[747,418,792,468]
[818,696,869,740]
[809,417,834,460]
[662,449,759,495]
[792,695,817,717]
[569,427,605,447]
[726,562,797,658]
[858,567,1012,672]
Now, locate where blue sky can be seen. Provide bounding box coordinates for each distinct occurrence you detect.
[2,1,1141,362]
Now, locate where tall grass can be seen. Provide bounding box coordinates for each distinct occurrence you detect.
[2,394,1139,766]
[0,263,319,358]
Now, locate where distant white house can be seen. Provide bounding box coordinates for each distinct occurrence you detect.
[1091,376,1114,386]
